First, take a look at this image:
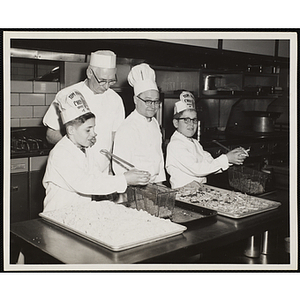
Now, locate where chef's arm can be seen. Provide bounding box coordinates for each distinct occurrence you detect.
[46,127,63,145]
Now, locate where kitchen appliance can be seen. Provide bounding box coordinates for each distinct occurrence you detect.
[10,127,52,222]
[244,111,282,133]
[11,127,51,156]
[10,158,30,223]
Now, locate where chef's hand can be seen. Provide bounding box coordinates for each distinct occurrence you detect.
[226,148,248,165]
[124,169,151,186]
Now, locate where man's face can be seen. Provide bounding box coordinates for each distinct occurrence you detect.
[70,118,97,148]
[134,90,160,119]
[87,67,117,94]
[173,110,198,138]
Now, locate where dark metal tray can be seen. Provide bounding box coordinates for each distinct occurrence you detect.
[171,200,217,226]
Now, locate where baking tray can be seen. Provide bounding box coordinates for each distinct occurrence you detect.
[171,200,217,226]
[176,184,281,219]
[39,212,187,252]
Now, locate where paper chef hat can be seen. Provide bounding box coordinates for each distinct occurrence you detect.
[89,50,116,69]
[59,90,91,124]
[174,91,196,115]
[127,63,158,96]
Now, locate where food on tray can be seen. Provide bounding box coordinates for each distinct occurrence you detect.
[41,200,186,250]
[175,182,280,218]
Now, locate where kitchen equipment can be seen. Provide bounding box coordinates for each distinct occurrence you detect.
[11,127,52,156]
[228,165,273,195]
[100,149,134,171]
[10,127,53,222]
[172,200,217,226]
[175,183,281,219]
[39,201,187,252]
[212,140,231,152]
[244,111,282,133]
[10,158,30,223]
[126,184,177,219]
[212,140,250,155]
[203,75,223,95]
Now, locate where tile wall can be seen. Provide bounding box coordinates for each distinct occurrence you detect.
[10,81,60,127]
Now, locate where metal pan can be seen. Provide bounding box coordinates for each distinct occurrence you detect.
[171,200,217,226]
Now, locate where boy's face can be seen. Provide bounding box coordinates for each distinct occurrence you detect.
[69,118,97,148]
[173,110,198,138]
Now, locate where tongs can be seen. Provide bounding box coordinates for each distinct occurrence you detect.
[100,149,135,171]
[212,140,250,156]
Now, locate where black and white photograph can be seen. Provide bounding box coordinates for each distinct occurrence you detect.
[2,30,298,276]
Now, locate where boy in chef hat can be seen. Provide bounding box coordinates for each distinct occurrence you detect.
[42,90,150,212]
[43,50,125,177]
[113,63,166,185]
[166,91,248,189]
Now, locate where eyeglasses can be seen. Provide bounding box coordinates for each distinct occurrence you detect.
[91,68,117,86]
[136,95,162,107]
[176,117,198,124]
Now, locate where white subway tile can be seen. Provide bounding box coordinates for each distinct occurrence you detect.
[33,81,58,93]
[20,118,43,127]
[11,119,20,127]
[11,81,33,93]
[45,93,56,105]
[20,94,45,105]
[11,94,20,105]
[11,106,32,118]
[34,106,48,117]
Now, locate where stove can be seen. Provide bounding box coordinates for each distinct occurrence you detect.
[11,127,53,157]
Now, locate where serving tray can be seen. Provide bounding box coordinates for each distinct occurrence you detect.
[39,201,187,252]
[176,184,281,219]
[171,200,217,226]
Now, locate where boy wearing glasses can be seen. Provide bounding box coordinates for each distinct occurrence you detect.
[113,63,166,184]
[166,91,247,189]
[43,50,124,175]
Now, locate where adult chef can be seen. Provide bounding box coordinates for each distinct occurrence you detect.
[113,63,166,183]
[43,50,124,173]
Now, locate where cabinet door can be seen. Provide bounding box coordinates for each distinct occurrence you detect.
[10,173,30,223]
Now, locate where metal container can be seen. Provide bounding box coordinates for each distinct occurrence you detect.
[253,116,275,132]
[244,111,282,133]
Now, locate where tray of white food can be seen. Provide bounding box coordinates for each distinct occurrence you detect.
[39,200,187,251]
[175,182,281,219]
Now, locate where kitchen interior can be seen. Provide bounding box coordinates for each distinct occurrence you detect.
[8,37,293,267]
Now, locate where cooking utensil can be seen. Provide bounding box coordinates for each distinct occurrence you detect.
[100,149,134,171]
[212,140,250,157]
[212,140,231,152]
[244,111,282,133]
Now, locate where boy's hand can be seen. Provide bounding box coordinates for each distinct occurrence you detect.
[226,148,248,165]
[124,169,151,186]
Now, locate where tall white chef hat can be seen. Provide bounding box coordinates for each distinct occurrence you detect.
[59,90,92,124]
[127,63,158,96]
[174,91,196,115]
[89,50,116,69]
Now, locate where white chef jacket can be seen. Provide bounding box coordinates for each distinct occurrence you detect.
[113,110,166,183]
[166,130,229,189]
[43,80,125,173]
[42,135,127,212]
